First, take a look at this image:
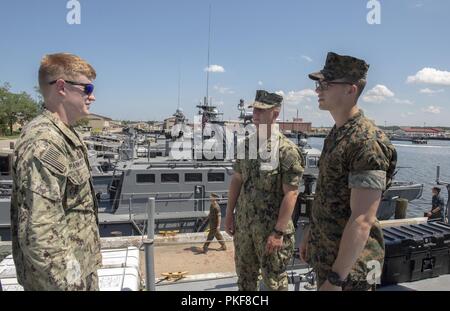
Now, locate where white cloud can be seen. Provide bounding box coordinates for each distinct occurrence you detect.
[393,98,414,105]
[276,89,317,106]
[301,55,313,63]
[213,85,234,94]
[363,84,413,105]
[258,81,263,86]
[362,85,395,103]
[204,65,225,73]
[420,88,444,94]
[407,68,450,86]
[422,105,441,114]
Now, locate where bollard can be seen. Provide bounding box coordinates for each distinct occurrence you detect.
[395,198,408,219]
[144,197,156,291]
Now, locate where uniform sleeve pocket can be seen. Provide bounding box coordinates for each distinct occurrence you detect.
[65,164,92,210]
[67,164,90,185]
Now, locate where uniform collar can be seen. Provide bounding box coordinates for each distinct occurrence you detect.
[42,109,83,147]
[330,110,364,139]
[324,110,365,151]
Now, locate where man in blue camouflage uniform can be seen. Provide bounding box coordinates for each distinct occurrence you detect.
[11,53,102,290]
[299,52,397,291]
[225,90,304,291]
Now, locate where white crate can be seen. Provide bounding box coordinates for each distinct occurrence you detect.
[0,247,141,291]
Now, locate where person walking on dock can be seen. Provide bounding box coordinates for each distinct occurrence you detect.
[203,193,227,253]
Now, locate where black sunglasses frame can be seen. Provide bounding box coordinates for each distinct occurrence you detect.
[315,80,355,91]
[49,79,94,95]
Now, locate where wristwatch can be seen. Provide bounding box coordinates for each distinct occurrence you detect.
[272,228,284,237]
[327,271,346,287]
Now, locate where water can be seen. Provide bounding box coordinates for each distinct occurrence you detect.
[308,137,450,218]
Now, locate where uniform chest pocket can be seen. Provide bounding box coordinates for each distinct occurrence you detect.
[259,169,280,192]
[65,163,92,211]
[323,152,345,175]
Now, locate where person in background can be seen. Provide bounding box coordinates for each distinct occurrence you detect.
[426,187,445,221]
[203,193,227,253]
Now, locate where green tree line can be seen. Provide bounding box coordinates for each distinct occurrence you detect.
[0,83,41,136]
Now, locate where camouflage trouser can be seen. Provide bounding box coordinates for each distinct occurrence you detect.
[22,271,99,291]
[234,224,294,291]
[314,265,379,291]
[203,229,226,248]
[86,271,99,291]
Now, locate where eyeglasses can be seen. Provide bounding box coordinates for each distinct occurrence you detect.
[49,79,95,95]
[315,80,354,91]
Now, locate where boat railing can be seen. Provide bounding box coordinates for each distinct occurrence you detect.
[102,191,229,232]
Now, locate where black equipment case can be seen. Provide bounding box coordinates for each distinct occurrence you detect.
[381,221,450,285]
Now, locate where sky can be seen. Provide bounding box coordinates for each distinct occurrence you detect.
[0,0,449,127]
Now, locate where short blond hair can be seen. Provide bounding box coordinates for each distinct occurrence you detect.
[38,53,96,95]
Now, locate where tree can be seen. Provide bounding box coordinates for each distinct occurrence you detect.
[34,86,45,110]
[0,84,40,135]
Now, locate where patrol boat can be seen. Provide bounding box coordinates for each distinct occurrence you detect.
[0,125,423,240]
[94,122,322,237]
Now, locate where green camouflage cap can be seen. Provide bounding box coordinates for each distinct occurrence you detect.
[210,193,220,198]
[308,52,370,83]
[248,90,283,110]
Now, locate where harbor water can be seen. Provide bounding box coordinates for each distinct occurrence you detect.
[309,137,450,218]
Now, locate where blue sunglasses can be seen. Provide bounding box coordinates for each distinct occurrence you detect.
[49,79,94,95]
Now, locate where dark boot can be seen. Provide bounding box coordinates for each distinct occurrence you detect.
[203,243,209,253]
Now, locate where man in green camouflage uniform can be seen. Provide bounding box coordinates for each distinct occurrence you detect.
[225,90,304,291]
[11,53,102,290]
[203,193,227,253]
[299,52,397,291]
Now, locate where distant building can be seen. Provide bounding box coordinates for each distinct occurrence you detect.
[163,116,177,133]
[128,121,151,131]
[277,118,312,134]
[108,120,125,134]
[86,113,113,132]
[148,121,164,133]
[399,127,446,138]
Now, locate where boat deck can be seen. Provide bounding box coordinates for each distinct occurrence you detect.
[2,231,450,291]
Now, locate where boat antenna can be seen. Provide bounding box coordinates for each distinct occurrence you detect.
[177,64,181,110]
[205,4,212,106]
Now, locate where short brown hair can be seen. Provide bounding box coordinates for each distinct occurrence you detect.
[38,53,96,95]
